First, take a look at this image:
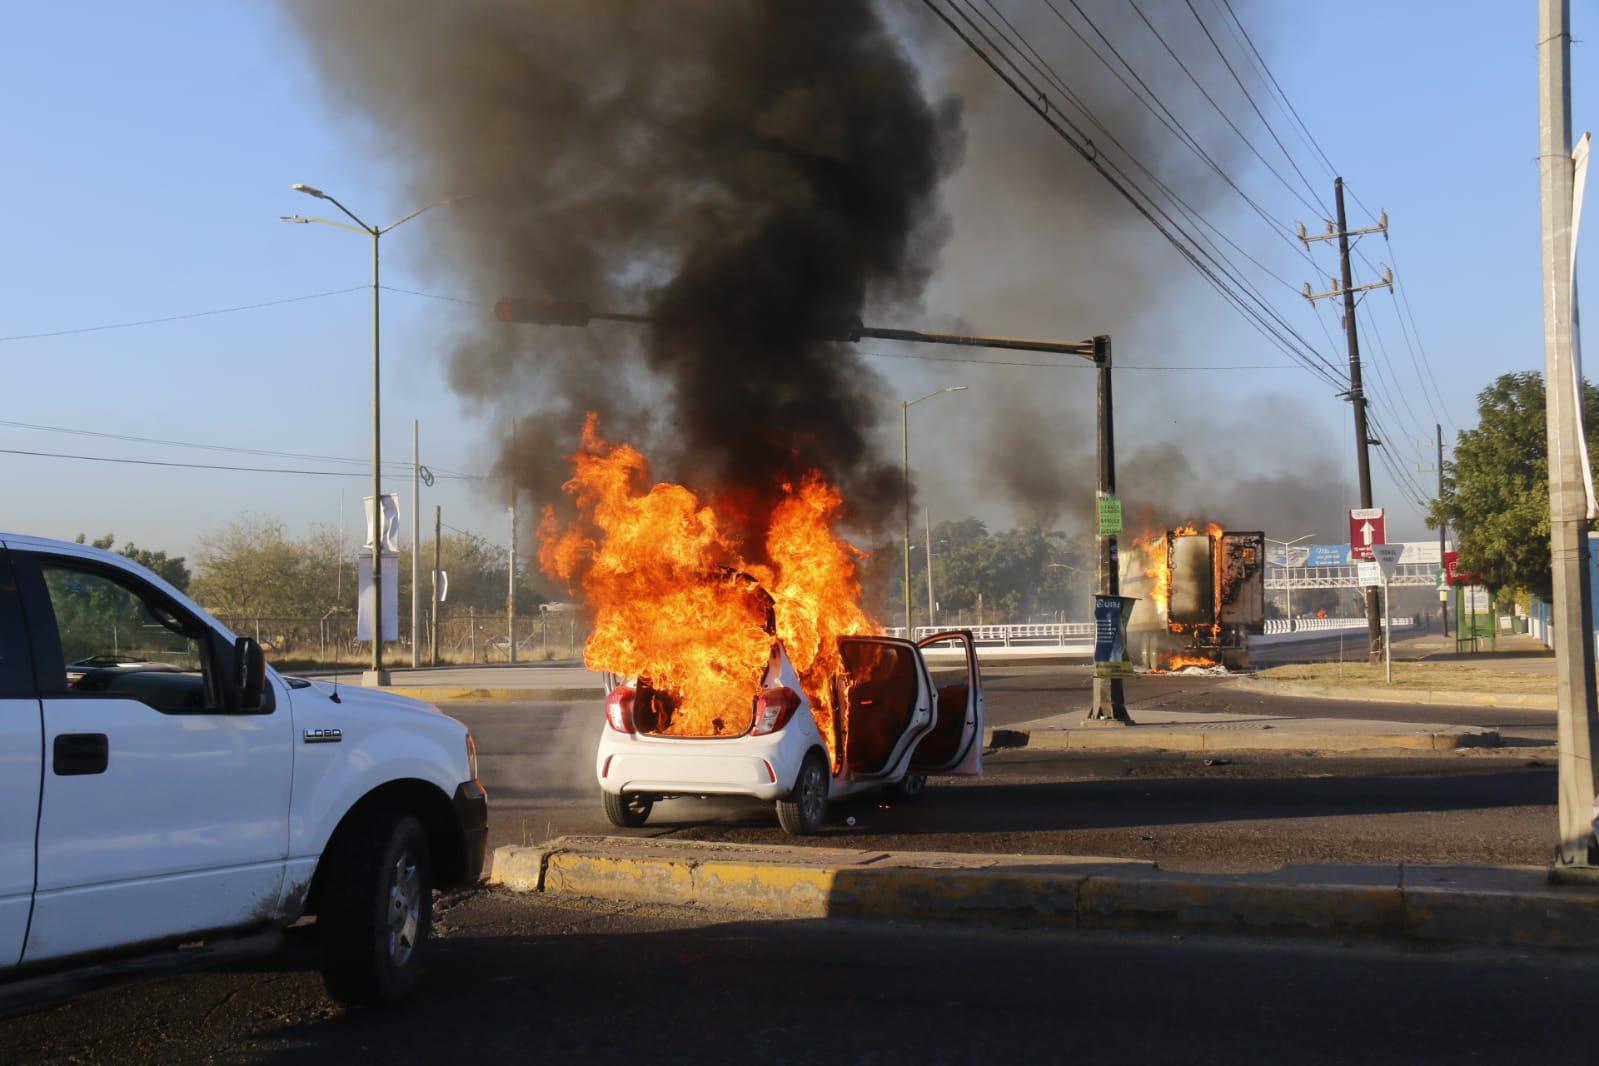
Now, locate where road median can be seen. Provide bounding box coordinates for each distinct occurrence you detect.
[491,835,1599,951]
[1237,677,1555,711]
[991,708,1499,754]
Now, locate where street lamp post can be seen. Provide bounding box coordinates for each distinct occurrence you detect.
[899,387,967,636]
[283,186,463,685]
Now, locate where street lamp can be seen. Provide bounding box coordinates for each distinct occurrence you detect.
[899,387,967,636]
[282,185,466,685]
[1266,534,1313,626]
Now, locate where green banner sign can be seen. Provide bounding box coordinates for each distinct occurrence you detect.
[1097,495,1123,536]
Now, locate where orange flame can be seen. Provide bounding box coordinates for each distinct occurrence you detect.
[539,415,874,760]
[1165,654,1219,671]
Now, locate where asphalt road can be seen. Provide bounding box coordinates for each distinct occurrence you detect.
[4,892,1592,1064]
[450,661,1560,871]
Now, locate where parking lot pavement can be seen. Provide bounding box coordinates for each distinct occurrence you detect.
[5,891,1595,1064]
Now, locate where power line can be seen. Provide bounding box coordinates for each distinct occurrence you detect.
[0,418,489,480]
[1216,0,1340,180]
[0,445,373,477]
[1123,0,1325,218]
[973,0,1306,299]
[930,1,1347,390]
[1180,0,1329,214]
[0,286,367,343]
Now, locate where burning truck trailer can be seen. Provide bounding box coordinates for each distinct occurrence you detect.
[1122,526,1266,671]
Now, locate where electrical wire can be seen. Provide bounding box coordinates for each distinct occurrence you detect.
[930,1,1347,391]
[0,418,469,477]
[0,286,367,343]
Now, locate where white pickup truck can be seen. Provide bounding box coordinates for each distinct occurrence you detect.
[0,533,487,1005]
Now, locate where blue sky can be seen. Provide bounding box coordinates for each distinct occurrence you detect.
[1,1,1591,561]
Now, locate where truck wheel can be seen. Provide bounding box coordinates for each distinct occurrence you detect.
[887,772,927,802]
[776,751,829,835]
[603,790,652,828]
[319,808,432,1006]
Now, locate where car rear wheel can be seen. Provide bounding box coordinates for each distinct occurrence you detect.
[319,808,432,1006]
[887,772,927,802]
[776,751,829,835]
[603,790,653,828]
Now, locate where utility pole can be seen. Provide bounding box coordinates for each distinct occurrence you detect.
[507,418,518,665]
[1436,423,1449,637]
[1086,335,1130,722]
[432,504,441,666]
[1538,0,1599,876]
[1300,181,1393,663]
[924,506,936,630]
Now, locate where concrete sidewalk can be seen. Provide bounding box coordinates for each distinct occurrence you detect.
[996,707,1500,754]
[491,835,1599,952]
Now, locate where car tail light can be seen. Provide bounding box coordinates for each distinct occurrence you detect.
[750,686,801,736]
[605,685,637,733]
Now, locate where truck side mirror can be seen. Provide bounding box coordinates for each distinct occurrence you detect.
[234,636,266,712]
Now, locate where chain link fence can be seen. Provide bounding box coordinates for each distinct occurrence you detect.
[211,609,590,668]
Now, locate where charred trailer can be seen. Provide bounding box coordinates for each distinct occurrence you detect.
[1167,529,1265,668]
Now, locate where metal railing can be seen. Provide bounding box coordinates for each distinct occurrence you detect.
[884,622,1093,646]
[1262,616,1414,635]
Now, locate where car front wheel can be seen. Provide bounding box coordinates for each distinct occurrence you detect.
[776,751,829,835]
[319,808,433,1006]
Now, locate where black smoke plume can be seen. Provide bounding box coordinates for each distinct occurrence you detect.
[280,1,962,550]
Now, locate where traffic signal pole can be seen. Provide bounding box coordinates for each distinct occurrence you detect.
[1537,0,1599,876]
[493,300,1122,719]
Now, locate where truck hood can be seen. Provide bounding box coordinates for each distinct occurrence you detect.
[289,677,449,720]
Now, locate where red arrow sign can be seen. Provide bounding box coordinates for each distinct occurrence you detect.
[1349,507,1385,560]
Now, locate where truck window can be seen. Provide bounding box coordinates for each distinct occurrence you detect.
[35,561,214,714]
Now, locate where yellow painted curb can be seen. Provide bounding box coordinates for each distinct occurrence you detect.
[490,839,1599,952]
[1018,726,1498,754]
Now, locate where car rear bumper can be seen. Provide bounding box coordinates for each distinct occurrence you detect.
[599,750,788,800]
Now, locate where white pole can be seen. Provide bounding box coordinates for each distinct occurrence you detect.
[1383,576,1392,685]
[1540,0,1599,870]
[411,419,420,670]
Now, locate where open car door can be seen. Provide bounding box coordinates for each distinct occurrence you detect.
[836,636,934,781]
[910,630,983,776]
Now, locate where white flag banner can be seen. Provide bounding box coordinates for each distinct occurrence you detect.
[356,552,400,641]
[1570,132,1596,518]
[362,494,402,553]
[433,569,449,603]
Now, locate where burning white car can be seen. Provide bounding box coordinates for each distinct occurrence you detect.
[595,631,982,835]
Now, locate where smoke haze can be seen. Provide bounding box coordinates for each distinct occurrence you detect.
[281,0,962,553]
[281,0,1354,561]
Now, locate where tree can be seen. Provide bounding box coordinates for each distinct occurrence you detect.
[1428,371,1599,599]
[189,518,334,618]
[75,534,191,592]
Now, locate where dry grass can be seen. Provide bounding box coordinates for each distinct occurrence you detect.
[1257,661,1554,694]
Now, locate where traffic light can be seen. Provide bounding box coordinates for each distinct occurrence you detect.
[493,298,593,327]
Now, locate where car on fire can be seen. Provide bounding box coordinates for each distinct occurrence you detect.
[595,629,983,835]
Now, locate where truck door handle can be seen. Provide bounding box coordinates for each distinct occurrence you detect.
[54,733,109,776]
